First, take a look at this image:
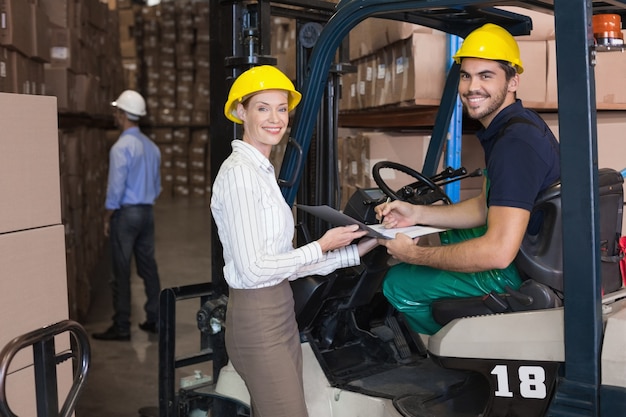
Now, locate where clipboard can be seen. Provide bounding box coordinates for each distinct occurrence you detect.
[296,204,445,239]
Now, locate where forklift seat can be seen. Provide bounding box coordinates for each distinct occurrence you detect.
[431,168,624,326]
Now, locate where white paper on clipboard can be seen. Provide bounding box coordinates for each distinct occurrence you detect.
[296,204,445,239]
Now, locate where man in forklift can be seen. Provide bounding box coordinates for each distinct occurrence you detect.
[375,23,560,336]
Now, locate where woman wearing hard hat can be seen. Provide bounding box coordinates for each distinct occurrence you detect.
[210,65,377,417]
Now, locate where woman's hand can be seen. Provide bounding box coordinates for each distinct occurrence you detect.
[317,225,367,253]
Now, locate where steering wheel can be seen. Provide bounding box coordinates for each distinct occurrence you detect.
[372,161,452,205]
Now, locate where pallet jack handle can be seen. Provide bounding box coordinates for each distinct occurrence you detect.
[0,320,90,417]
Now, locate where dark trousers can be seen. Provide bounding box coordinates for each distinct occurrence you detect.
[109,205,161,332]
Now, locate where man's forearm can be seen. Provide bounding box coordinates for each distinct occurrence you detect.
[401,237,506,273]
[417,195,487,230]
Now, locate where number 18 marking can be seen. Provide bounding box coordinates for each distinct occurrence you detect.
[491,365,547,399]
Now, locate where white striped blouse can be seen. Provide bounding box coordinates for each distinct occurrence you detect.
[211,140,360,289]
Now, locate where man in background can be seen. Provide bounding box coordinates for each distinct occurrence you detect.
[93,90,162,341]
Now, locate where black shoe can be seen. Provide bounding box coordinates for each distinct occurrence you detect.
[92,325,130,341]
[139,321,158,334]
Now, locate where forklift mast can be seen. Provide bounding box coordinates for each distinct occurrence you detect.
[209,1,626,416]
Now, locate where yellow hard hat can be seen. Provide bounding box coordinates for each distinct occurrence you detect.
[224,65,302,124]
[453,23,524,74]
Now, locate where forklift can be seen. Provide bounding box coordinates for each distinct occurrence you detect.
[157,1,626,416]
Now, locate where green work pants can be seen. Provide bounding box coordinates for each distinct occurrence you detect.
[382,226,522,335]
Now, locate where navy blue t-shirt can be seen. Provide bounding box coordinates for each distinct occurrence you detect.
[476,100,560,211]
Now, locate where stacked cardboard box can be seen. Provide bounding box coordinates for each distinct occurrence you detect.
[0,93,73,415]
[117,2,139,89]
[0,0,130,324]
[135,1,211,125]
[349,31,449,110]
[337,129,437,209]
[59,127,109,319]
[189,129,211,197]
[123,1,211,198]
[342,9,626,112]
[334,9,626,208]
[0,0,51,94]
[546,31,626,109]
[272,17,297,80]
[340,19,551,111]
[48,0,123,321]
[42,0,125,114]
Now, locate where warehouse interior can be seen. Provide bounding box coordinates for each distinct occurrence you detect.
[1,0,626,416]
[76,197,212,417]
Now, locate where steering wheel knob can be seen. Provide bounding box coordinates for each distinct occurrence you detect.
[401,186,415,198]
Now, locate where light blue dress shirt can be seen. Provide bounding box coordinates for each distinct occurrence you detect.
[105,127,161,210]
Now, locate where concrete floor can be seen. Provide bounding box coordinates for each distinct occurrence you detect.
[76,197,213,417]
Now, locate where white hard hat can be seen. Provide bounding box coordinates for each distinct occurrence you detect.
[111,90,147,120]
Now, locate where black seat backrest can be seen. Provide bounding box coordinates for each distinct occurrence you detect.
[514,182,563,290]
[515,168,624,293]
[432,168,624,327]
[596,168,624,293]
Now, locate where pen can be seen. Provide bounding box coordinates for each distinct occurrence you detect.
[380,197,391,224]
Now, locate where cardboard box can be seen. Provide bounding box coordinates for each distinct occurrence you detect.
[192,129,209,144]
[0,46,8,92]
[120,38,137,59]
[117,0,133,9]
[173,128,190,143]
[540,111,626,172]
[340,131,435,191]
[540,111,626,234]
[59,130,81,176]
[364,131,435,190]
[356,55,377,109]
[31,2,50,63]
[339,69,357,111]
[0,225,72,417]
[459,133,485,200]
[4,49,29,94]
[73,73,100,114]
[0,225,69,356]
[545,40,558,106]
[39,0,75,28]
[48,25,82,73]
[516,40,547,105]
[498,6,556,41]
[374,47,393,107]
[118,8,136,41]
[390,32,447,106]
[148,128,174,144]
[0,0,35,57]
[547,36,626,109]
[349,18,385,60]
[191,110,209,126]
[30,57,45,95]
[44,66,76,112]
[349,17,432,60]
[272,18,296,80]
[593,45,626,108]
[0,93,60,233]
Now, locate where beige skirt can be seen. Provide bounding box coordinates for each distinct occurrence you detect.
[225,279,308,417]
